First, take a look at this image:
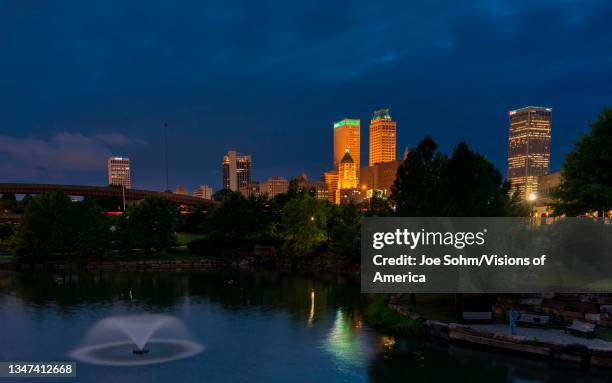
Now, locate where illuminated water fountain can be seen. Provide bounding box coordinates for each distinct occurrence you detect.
[69,314,203,366]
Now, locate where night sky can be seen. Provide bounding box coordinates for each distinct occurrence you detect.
[1,1,611,191]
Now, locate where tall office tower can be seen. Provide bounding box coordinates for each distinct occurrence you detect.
[369,108,396,166]
[222,150,252,191]
[333,119,360,181]
[193,185,214,200]
[107,156,132,189]
[260,176,289,197]
[338,150,357,190]
[507,106,552,199]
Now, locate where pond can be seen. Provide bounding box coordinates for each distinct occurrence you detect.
[0,269,611,382]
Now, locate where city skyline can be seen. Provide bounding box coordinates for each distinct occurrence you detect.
[1,1,611,191]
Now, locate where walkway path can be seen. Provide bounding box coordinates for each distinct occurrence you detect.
[468,323,612,350]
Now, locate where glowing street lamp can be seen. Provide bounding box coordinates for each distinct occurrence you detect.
[528,192,537,224]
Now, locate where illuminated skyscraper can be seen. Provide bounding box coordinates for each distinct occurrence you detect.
[222,150,252,191]
[507,106,552,199]
[107,156,131,189]
[333,119,360,180]
[369,108,396,166]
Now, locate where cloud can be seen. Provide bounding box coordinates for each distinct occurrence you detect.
[95,133,147,146]
[0,132,144,182]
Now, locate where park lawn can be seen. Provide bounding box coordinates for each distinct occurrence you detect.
[176,232,206,246]
[398,293,461,323]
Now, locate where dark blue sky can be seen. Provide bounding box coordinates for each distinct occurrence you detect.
[1,0,611,191]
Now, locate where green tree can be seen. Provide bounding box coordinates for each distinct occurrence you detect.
[328,202,362,261]
[390,136,447,216]
[363,192,393,217]
[553,107,612,217]
[280,193,328,257]
[439,142,511,216]
[12,192,80,258]
[0,192,18,213]
[0,223,13,242]
[124,196,178,251]
[74,199,112,258]
[391,137,515,217]
[177,204,209,234]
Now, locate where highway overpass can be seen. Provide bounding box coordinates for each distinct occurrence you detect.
[0,183,218,207]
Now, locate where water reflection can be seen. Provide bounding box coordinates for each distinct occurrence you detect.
[1,270,612,383]
[324,309,365,366]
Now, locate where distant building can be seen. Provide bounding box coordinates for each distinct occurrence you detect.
[338,188,361,205]
[369,109,396,166]
[294,174,328,201]
[193,185,214,200]
[337,150,359,204]
[222,150,252,191]
[507,106,552,199]
[338,150,357,190]
[107,156,131,189]
[323,170,339,204]
[360,160,402,198]
[240,181,260,197]
[334,119,360,181]
[534,172,561,217]
[174,186,189,195]
[260,177,289,198]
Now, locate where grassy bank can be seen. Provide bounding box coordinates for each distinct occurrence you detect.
[365,296,424,336]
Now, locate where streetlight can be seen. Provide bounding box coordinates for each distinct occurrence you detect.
[528,192,537,202]
[528,192,537,225]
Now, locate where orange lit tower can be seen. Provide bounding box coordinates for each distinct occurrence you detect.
[338,150,357,190]
[369,109,396,166]
[333,119,360,181]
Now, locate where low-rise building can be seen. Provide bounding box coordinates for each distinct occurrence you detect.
[260,177,289,198]
[193,185,214,200]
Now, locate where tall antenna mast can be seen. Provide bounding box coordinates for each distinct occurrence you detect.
[164,122,169,192]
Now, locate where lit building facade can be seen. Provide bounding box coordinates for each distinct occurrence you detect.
[222,150,252,191]
[174,186,188,195]
[369,109,396,166]
[260,176,289,197]
[294,173,328,201]
[360,160,402,197]
[193,185,214,200]
[507,106,552,199]
[240,182,260,197]
[333,119,360,181]
[323,170,339,204]
[338,150,357,190]
[336,150,359,204]
[107,156,131,189]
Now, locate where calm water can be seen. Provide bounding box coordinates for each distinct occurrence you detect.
[1,269,611,383]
